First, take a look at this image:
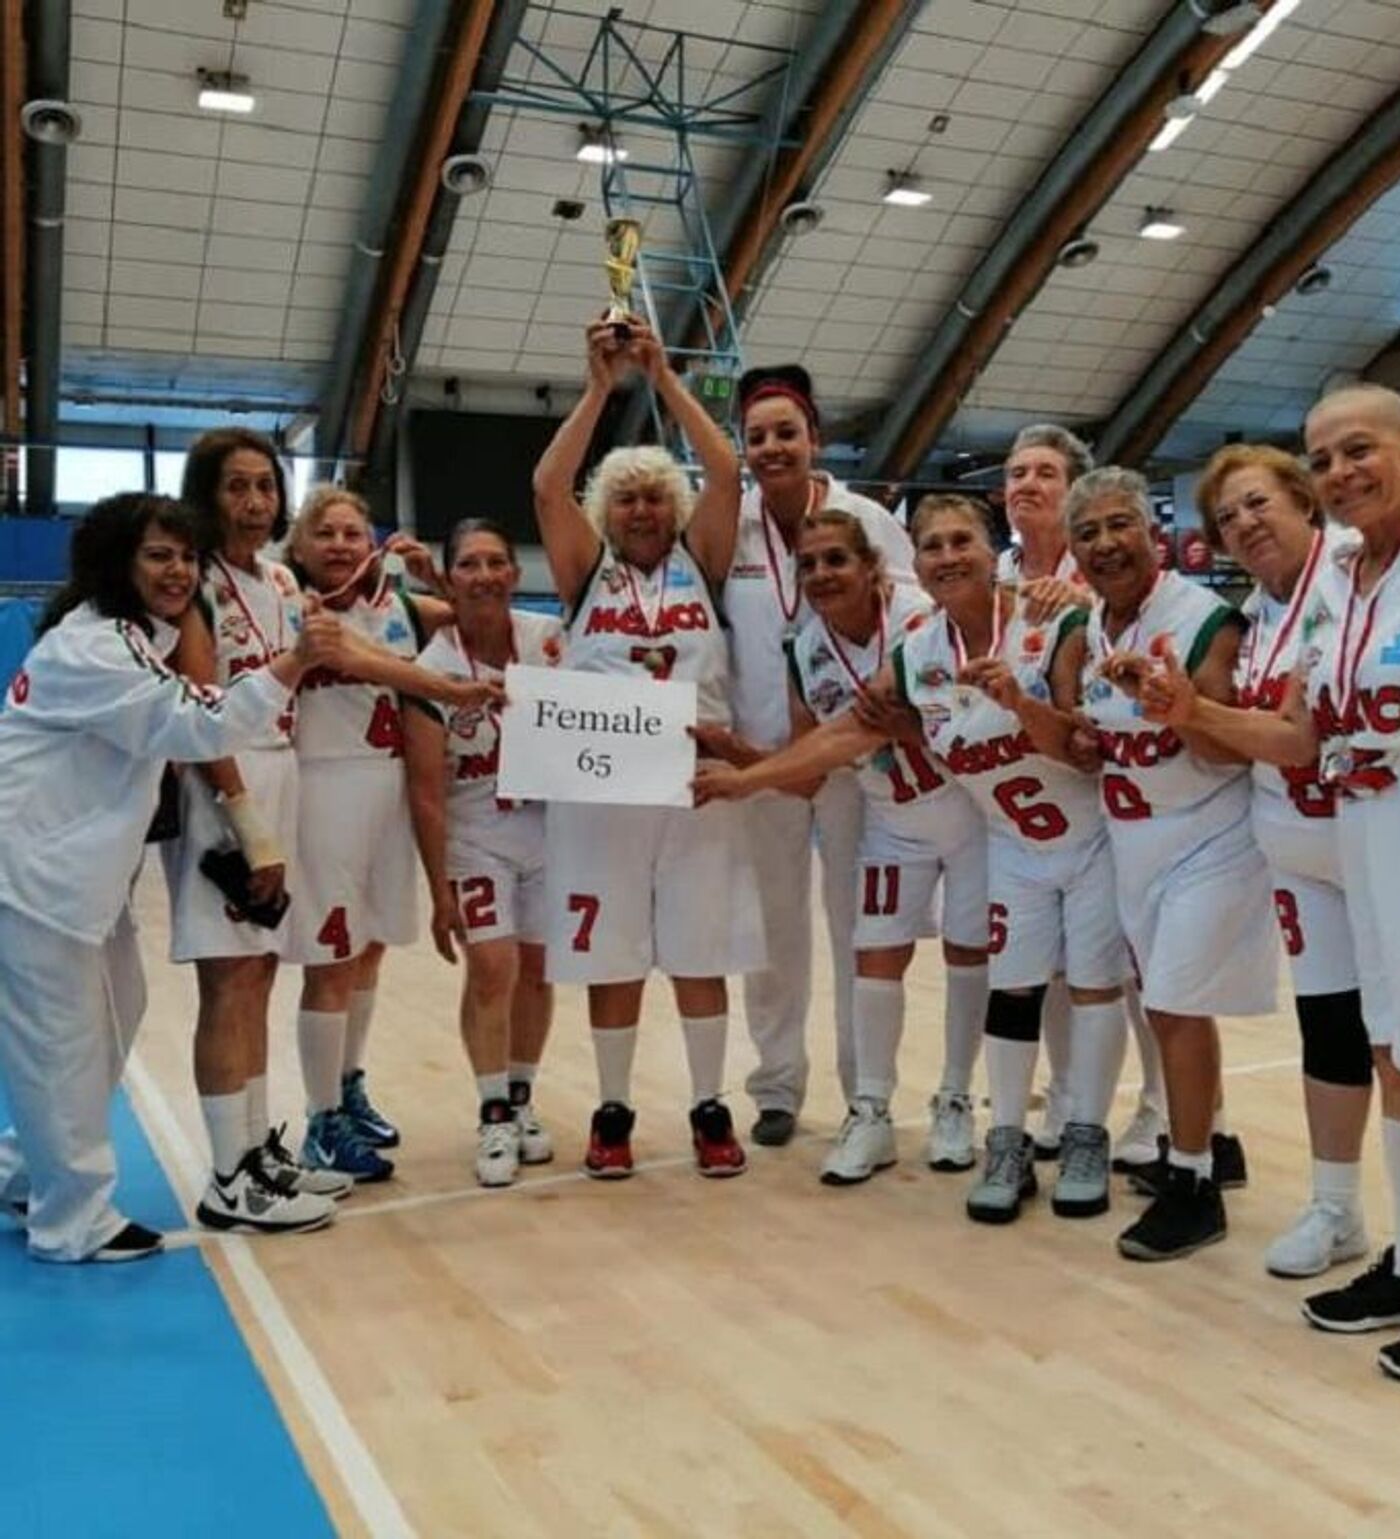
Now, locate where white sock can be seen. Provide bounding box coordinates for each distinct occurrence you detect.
[508,1061,537,1087]
[202,1090,249,1181]
[245,1073,269,1151]
[940,963,987,1096]
[1313,1156,1362,1214]
[344,988,376,1076]
[853,978,904,1103]
[297,1010,346,1116]
[1067,1000,1127,1126]
[1041,977,1071,1099]
[681,1014,727,1105]
[985,1037,1038,1130]
[477,1071,509,1108]
[1211,1104,1230,1137]
[1168,1144,1211,1179]
[592,1027,638,1107]
[1384,1119,1400,1274]
[1125,981,1165,1113]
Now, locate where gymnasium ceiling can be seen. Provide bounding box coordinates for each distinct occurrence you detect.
[12,0,1400,485]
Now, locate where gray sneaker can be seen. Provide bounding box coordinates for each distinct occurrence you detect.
[1053,1122,1111,1218]
[966,1126,1037,1225]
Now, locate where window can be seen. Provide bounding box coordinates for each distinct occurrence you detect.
[54,448,146,506]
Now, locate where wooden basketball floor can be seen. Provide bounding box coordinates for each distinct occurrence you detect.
[124,863,1400,1538]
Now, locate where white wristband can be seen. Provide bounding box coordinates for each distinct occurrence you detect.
[220,792,285,871]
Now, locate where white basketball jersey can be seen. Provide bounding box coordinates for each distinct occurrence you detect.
[294,590,421,763]
[1082,570,1251,854]
[203,553,298,748]
[895,599,1103,850]
[1238,527,1354,827]
[995,544,1084,586]
[790,586,971,843]
[418,608,563,866]
[564,539,730,724]
[726,477,916,748]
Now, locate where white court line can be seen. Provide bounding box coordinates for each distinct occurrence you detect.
[125,1053,416,1539]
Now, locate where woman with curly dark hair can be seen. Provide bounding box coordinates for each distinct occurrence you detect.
[0,493,341,1262]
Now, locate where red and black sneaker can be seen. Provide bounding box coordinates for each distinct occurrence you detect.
[690,1098,747,1178]
[585,1101,636,1180]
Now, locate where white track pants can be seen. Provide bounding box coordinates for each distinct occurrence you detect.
[742,773,861,1113]
[0,904,145,1261]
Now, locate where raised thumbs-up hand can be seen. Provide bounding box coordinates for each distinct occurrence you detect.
[295,590,345,669]
[1137,636,1197,726]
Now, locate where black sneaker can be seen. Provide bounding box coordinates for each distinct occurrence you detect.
[1117,1166,1226,1261]
[1301,1248,1400,1333]
[751,1109,796,1147]
[1378,1340,1400,1381]
[1211,1132,1248,1189]
[91,1222,164,1263]
[1128,1133,1248,1197]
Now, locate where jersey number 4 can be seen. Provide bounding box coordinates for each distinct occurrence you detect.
[365,693,404,756]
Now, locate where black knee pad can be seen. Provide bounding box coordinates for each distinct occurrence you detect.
[986,984,1048,1043]
[1298,989,1373,1088]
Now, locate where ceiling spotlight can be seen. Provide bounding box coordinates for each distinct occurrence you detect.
[779,200,824,235]
[1148,114,1195,152]
[20,99,82,144]
[196,68,255,114]
[576,123,627,165]
[1057,236,1100,269]
[1195,67,1229,104]
[440,153,490,196]
[883,171,932,207]
[1296,264,1333,296]
[552,198,585,222]
[1140,206,1185,240]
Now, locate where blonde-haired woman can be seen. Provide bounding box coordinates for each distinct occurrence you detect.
[531,317,763,1180]
[285,486,497,1180]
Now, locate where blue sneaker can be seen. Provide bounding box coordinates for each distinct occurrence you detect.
[302,1109,394,1183]
[341,1070,400,1149]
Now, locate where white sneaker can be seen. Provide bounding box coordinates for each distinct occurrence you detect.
[196,1153,337,1234]
[820,1100,897,1186]
[1111,1099,1165,1172]
[1266,1202,1370,1279]
[513,1102,554,1165]
[1032,1084,1069,1158]
[477,1117,522,1188]
[926,1091,976,1172]
[258,1125,353,1199]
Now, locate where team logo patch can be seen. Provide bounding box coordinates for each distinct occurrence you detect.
[903,612,927,634]
[668,564,696,590]
[601,566,629,595]
[809,678,847,716]
[730,563,767,578]
[1381,635,1400,666]
[919,701,952,727]
[542,636,562,664]
[1088,678,1113,702]
[809,640,835,669]
[918,664,950,689]
[384,618,410,644]
[1021,629,1045,658]
[1027,679,1050,702]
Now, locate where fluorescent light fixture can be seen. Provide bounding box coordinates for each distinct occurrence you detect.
[577,124,627,165]
[883,171,932,207]
[196,69,254,114]
[1195,67,1229,103]
[1148,114,1196,152]
[1140,207,1185,240]
[1221,0,1302,70]
[198,86,254,113]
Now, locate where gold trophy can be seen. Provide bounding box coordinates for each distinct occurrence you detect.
[604,216,642,341]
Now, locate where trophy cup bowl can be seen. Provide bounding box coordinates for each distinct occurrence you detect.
[604,216,642,342]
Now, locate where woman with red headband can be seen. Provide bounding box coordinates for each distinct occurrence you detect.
[722,367,980,1160]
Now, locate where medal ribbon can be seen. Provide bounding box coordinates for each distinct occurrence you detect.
[1333,544,1400,732]
[1095,571,1163,663]
[760,478,821,626]
[622,557,669,639]
[948,590,1006,675]
[210,554,286,661]
[822,600,886,699]
[1239,530,1325,701]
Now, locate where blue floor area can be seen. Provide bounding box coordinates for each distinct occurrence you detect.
[0,1085,335,1538]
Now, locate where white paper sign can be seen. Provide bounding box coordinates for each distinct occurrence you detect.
[497,664,697,807]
